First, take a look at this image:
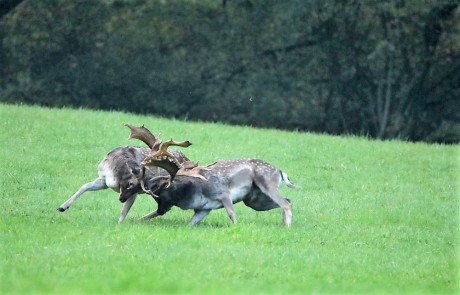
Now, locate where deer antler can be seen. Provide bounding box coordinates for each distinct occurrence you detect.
[176,161,216,181]
[156,139,192,159]
[125,124,162,151]
[142,139,192,180]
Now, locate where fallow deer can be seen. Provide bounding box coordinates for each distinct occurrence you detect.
[56,124,189,223]
[129,126,297,226]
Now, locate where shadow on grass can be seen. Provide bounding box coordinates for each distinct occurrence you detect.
[122,213,308,230]
[126,217,235,229]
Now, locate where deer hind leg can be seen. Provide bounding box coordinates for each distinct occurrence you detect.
[254,182,292,227]
[281,199,292,227]
[269,192,291,226]
[190,209,211,225]
[57,177,107,212]
[118,194,137,224]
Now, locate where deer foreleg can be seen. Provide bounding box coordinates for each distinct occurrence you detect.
[142,204,172,220]
[221,197,236,224]
[57,178,107,212]
[190,209,211,225]
[118,194,137,224]
[142,210,160,219]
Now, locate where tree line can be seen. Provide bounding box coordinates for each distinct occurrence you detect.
[1,0,459,143]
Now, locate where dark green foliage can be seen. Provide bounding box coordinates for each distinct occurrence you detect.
[1,0,459,143]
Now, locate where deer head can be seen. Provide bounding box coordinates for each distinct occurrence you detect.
[118,162,144,202]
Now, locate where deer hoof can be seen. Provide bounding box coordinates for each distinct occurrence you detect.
[56,207,66,212]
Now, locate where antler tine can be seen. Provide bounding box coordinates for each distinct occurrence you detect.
[159,139,192,155]
[125,124,162,151]
[176,161,213,181]
[142,138,192,181]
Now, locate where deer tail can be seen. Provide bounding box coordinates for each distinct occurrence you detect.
[281,171,298,189]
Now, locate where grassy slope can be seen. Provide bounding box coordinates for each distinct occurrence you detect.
[0,104,458,294]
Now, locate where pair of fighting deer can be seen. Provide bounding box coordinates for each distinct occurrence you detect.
[57,124,297,226]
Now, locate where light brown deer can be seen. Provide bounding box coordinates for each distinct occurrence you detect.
[129,126,297,226]
[56,124,189,223]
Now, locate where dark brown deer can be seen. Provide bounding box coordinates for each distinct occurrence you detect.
[56,124,189,223]
[130,127,297,226]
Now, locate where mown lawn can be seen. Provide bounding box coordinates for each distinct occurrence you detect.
[0,104,458,294]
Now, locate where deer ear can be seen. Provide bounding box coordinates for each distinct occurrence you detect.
[130,166,144,178]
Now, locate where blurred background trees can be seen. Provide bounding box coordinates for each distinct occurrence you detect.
[1,0,459,143]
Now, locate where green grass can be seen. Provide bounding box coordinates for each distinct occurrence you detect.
[0,103,458,294]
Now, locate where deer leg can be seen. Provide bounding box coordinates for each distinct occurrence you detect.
[57,178,107,212]
[282,201,292,227]
[273,195,292,227]
[118,194,137,224]
[256,184,292,227]
[221,196,237,224]
[190,209,211,226]
[142,210,160,219]
[142,205,172,220]
[270,193,291,226]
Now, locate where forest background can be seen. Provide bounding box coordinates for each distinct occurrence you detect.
[1,0,459,143]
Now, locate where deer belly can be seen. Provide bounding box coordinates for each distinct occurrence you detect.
[229,183,252,203]
[177,184,252,209]
[176,195,223,210]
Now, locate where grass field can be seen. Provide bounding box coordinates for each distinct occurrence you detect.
[0,103,458,294]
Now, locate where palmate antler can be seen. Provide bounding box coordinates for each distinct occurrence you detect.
[125,124,162,151]
[142,139,192,180]
[176,161,215,181]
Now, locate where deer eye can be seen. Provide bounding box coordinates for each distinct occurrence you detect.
[126,181,135,190]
